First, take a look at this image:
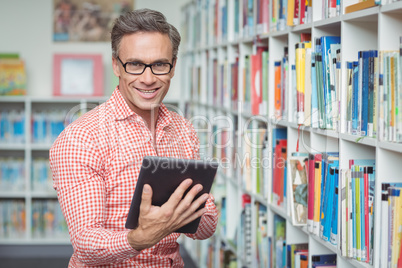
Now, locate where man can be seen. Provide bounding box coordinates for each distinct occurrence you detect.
[50,8,218,267]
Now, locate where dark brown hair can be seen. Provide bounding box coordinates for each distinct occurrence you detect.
[111,8,181,62]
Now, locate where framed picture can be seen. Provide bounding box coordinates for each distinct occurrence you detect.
[53,54,103,97]
[53,0,134,42]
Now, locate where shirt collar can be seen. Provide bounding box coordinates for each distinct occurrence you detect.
[111,87,172,128]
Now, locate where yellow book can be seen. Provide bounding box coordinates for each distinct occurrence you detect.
[287,0,295,26]
[295,42,311,125]
[392,189,402,267]
[313,160,322,236]
[0,58,27,95]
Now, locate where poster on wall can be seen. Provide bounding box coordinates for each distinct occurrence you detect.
[53,0,134,42]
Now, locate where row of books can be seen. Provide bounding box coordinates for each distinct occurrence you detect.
[271,214,338,268]
[0,157,25,191]
[292,36,341,130]
[0,53,27,96]
[0,109,25,144]
[380,183,402,268]
[32,199,68,239]
[0,199,25,238]
[189,35,401,143]
[182,0,318,49]
[0,156,55,193]
[0,109,69,144]
[32,157,53,193]
[378,43,402,143]
[338,160,376,264]
[32,110,67,144]
[345,50,378,137]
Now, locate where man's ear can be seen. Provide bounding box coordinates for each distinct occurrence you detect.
[112,57,121,77]
[170,57,177,77]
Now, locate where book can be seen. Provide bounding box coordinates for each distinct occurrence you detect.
[320,36,341,129]
[311,52,319,128]
[330,167,339,245]
[307,153,317,232]
[0,57,27,95]
[273,214,286,268]
[295,41,312,125]
[288,152,309,225]
[313,153,323,236]
[345,0,377,14]
[346,62,354,134]
[305,47,313,126]
[381,183,402,268]
[274,61,282,119]
[311,254,337,266]
[272,128,288,209]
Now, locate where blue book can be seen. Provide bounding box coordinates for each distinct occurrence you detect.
[319,153,339,238]
[367,50,376,137]
[311,254,337,266]
[352,61,359,135]
[358,52,364,136]
[346,61,354,133]
[330,167,339,245]
[361,50,370,136]
[322,162,339,241]
[320,36,341,129]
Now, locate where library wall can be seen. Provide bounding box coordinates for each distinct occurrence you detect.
[0,0,185,102]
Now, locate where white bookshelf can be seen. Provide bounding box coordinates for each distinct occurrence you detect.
[0,96,108,245]
[180,0,402,267]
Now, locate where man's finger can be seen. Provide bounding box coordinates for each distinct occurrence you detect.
[140,184,153,214]
[164,178,193,209]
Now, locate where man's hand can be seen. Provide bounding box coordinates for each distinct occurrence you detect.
[127,178,209,251]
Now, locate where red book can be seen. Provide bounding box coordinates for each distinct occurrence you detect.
[307,153,316,232]
[299,0,306,24]
[251,47,267,115]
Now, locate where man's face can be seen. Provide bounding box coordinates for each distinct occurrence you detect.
[112,32,176,116]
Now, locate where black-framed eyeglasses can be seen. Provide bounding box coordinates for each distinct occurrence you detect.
[117,57,173,75]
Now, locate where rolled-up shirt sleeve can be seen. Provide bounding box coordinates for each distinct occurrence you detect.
[50,126,140,266]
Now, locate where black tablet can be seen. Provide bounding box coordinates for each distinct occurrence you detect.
[125,156,219,233]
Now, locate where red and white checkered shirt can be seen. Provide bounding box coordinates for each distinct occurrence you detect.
[50,88,218,267]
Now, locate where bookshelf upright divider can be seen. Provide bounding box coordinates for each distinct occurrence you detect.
[181,0,402,267]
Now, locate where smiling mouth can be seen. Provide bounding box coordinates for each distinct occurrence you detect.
[137,88,158,94]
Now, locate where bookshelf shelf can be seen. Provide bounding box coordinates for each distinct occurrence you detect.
[378,141,402,153]
[380,1,402,13]
[0,144,25,150]
[269,204,289,221]
[341,7,380,21]
[310,233,338,254]
[314,17,341,28]
[180,0,401,266]
[311,127,339,139]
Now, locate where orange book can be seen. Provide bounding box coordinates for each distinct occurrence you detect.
[274,61,282,118]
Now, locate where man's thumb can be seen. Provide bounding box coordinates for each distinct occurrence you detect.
[140,184,152,212]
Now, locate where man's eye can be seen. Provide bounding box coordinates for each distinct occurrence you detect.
[153,63,166,67]
[127,62,142,67]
